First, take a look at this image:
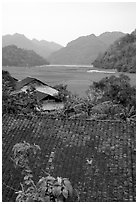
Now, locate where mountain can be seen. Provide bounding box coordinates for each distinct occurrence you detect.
[98,31,125,45]
[93,30,136,73]
[48,32,125,65]
[2,33,63,59]
[2,45,49,67]
[32,39,62,52]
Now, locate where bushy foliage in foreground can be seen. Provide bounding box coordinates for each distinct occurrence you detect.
[2,70,17,89]
[12,141,76,202]
[55,74,136,121]
[53,84,71,101]
[90,74,136,107]
[2,71,42,115]
[2,87,42,115]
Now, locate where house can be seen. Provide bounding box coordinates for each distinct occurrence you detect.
[15,77,58,96]
[35,91,64,111]
[15,77,46,90]
[11,77,64,111]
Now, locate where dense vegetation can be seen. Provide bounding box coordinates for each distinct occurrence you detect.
[11,141,76,202]
[54,74,136,121]
[93,30,136,73]
[2,70,17,90]
[91,74,136,107]
[2,70,136,121]
[53,84,71,101]
[2,71,136,202]
[2,70,42,115]
[2,45,49,67]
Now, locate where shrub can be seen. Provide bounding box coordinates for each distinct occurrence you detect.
[12,141,77,202]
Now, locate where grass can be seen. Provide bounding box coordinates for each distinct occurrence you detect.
[2,114,136,202]
[2,65,136,97]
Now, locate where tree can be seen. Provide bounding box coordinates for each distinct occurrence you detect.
[53,74,136,120]
[12,141,77,202]
[2,70,16,90]
[2,70,42,115]
[53,84,71,101]
[90,74,136,107]
[87,74,136,120]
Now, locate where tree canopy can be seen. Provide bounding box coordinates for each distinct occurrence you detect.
[90,74,136,107]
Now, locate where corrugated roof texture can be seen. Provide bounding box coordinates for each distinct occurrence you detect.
[2,114,136,202]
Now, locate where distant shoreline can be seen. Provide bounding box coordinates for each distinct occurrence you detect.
[42,64,95,67]
[87,70,116,74]
[37,64,117,74]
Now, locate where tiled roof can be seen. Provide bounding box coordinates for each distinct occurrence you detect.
[2,114,136,202]
[35,91,62,102]
[14,76,59,97]
[16,77,47,90]
[36,91,60,101]
[35,90,49,101]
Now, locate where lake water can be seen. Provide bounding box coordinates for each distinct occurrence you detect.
[3,65,136,97]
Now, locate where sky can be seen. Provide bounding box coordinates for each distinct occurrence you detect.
[2,0,136,46]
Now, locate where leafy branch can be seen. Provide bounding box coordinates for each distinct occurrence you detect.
[12,141,78,202]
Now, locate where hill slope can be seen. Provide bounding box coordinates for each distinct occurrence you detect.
[2,45,49,67]
[48,32,125,65]
[2,33,63,59]
[93,30,136,73]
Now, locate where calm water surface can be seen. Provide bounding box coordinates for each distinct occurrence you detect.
[3,65,136,97]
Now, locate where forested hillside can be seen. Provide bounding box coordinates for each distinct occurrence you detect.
[49,32,125,65]
[93,30,136,73]
[2,45,49,67]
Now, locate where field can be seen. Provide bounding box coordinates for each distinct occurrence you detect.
[2,114,136,202]
[2,65,136,97]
